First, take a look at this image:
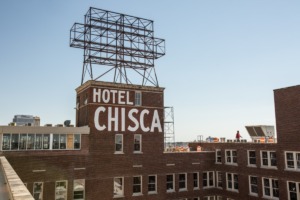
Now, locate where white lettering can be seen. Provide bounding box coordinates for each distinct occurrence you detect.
[108,107,118,131]
[110,90,118,104]
[118,91,126,104]
[140,110,150,132]
[93,88,101,103]
[94,106,106,131]
[121,108,125,132]
[102,89,110,103]
[126,91,133,105]
[128,109,139,132]
[151,110,162,132]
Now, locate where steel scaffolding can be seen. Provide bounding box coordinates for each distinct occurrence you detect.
[70,7,165,86]
[164,107,175,149]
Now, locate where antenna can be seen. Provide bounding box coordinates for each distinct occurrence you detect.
[70,7,165,86]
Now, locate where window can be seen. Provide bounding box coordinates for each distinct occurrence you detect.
[55,181,67,200]
[43,134,50,149]
[225,150,237,165]
[286,152,300,170]
[261,151,277,168]
[203,171,215,188]
[33,182,43,200]
[59,134,66,149]
[226,173,238,192]
[53,134,59,149]
[2,133,11,150]
[135,92,142,106]
[19,134,27,149]
[249,176,258,196]
[179,173,187,191]
[288,181,300,200]
[115,134,123,153]
[27,134,35,149]
[216,171,222,188]
[166,174,175,192]
[114,177,124,197]
[35,134,43,150]
[2,133,78,151]
[248,150,256,166]
[73,179,85,200]
[262,177,279,199]
[216,149,222,163]
[193,172,199,189]
[193,198,200,200]
[134,134,142,152]
[133,176,142,195]
[148,175,157,194]
[74,134,81,149]
[204,196,215,200]
[11,134,19,150]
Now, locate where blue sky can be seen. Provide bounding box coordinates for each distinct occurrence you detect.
[1,1,300,141]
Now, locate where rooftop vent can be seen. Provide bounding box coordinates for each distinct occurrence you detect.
[44,124,52,127]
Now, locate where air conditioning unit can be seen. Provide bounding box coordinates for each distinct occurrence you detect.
[254,139,261,143]
[227,139,233,142]
[234,139,238,142]
[44,124,52,127]
[241,139,247,143]
[55,124,63,127]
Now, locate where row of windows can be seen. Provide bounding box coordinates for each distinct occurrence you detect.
[31,179,84,200]
[217,149,300,171]
[2,133,81,151]
[115,134,142,153]
[216,149,277,168]
[113,172,237,198]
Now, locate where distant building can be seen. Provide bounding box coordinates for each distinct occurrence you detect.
[12,115,40,126]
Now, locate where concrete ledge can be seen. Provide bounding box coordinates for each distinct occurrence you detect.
[0,156,34,200]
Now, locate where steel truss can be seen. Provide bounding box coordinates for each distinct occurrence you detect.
[70,7,165,86]
[164,107,175,149]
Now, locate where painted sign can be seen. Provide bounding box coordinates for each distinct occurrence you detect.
[93,88,162,133]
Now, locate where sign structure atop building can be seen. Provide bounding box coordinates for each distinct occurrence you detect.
[70,7,165,86]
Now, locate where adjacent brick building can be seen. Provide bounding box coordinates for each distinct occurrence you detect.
[1,81,300,200]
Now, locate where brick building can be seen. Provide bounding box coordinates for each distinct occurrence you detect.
[1,79,300,200]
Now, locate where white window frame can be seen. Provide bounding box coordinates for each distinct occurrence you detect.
[216,171,222,188]
[113,177,124,197]
[249,176,258,196]
[133,134,142,153]
[73,179,85,200]
[204,196,216,200]
[55,180,67,200]
[261,150,277,168]
[148,175,157,194]
[193,172,199,190]
[135,91,142,106]
[203,171,215,188]
[285,151,300,171]
[33,182,43,200]
[287,181,300,200]
[225,150,237,165]
[216,149,222,164]
[133,175,142,196]
[115,134,123,154]
[248,150,257,167]
[262,177,279,199]
[166,174,175,192]
[179,173,187,191]
[226,173,238,192]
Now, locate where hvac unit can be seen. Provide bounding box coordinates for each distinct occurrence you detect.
[254,139,261,143]
[241,139,247,143]
[227,139,233,142]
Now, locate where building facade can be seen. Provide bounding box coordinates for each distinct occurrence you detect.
[1,82,300,200]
